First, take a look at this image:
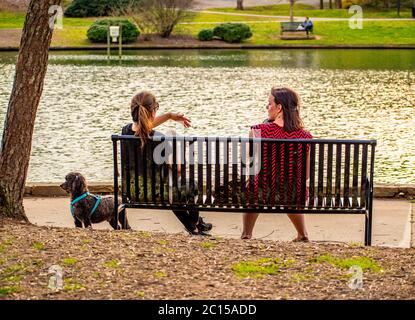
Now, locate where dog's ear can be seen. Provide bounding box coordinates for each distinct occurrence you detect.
[71,173,87,195]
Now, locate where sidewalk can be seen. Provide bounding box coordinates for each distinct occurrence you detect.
[24,197,413,248]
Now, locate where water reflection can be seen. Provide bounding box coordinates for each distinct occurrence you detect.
[0,50,414,183]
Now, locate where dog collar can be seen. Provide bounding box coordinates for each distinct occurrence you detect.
[70,192,102,218]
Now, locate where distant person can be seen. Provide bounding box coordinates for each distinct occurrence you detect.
[302,17,313,33]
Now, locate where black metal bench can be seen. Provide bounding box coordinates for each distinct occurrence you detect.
[280,22,311,37]
[112,135,376,245]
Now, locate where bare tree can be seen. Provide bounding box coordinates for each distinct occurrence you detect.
[0,0,61,221]
[118,0,194,38]
[236,0,243,10]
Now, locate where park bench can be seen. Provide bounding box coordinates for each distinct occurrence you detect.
[112,135,376,246]
[280,22,312,38]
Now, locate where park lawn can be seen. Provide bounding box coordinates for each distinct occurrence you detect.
[177,20,415,46]
[0,10,96,29]
[1,10,415,47]
[0,11,277,30]
[209,3,413,19]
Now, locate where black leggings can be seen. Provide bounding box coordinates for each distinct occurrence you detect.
[172,209,199,232]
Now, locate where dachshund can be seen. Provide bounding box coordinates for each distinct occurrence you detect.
[60,172,131,230]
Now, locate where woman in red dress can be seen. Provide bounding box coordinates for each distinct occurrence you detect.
[241,87,312,242]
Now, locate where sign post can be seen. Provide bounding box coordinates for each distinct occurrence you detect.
[107,25,123,60]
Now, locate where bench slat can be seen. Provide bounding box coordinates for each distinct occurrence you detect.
[308,143,316,208]
[189,139,195,205]
[344,144,351,207]
[223,139,229,207]
[335,144,342,207]
[197,140,204,205]
[352,144,360,207]
[241,140,247,207]
[300,142,307,209]
[291,142,299,206]
[232,139,238,207]
[133,141,139,202]
[206,140,212,205]
[360,144,368,208]
[215,138,221,206]
[317,143,324,208]
[326,143,333,207]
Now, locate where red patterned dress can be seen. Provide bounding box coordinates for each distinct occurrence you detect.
[247,122,313,207]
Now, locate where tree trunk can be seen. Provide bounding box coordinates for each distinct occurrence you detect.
[236,0,243,10]
[0,0,61,221]
[397,0,401,16]
[289,0,294,22]
[320,0,324,9]
[336,0,342,8]
[329,0,333,9]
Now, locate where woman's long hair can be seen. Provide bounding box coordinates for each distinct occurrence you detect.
[131,91,158,148]
[271,87,304,132]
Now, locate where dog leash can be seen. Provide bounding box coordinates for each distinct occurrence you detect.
[70,192,102,218]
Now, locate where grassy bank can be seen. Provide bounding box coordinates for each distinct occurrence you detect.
[1,219,415,299]
[1,9,415,48]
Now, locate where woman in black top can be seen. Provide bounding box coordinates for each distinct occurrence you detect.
[121,91,212,235]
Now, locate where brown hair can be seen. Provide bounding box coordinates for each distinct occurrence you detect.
[271,87,304,132]
[131,91,158,148]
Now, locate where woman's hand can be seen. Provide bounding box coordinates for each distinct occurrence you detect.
[169,112,191,128]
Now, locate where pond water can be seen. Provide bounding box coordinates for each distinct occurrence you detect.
[0,49,414,184]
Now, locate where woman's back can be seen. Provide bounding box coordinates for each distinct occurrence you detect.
[249,122,312,206]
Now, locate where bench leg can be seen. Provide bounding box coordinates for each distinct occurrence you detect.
[364,210,373,246]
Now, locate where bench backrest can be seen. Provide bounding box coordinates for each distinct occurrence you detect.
[281,22,302,31]
[112,135,376,213]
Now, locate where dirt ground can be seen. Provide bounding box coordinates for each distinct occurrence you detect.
[1,218,414,300]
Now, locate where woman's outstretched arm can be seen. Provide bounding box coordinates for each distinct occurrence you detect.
[153,112,191,129]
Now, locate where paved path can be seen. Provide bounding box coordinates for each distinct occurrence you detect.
[193,0,321,9]
[24,197,413,248]
[193,10,415,21]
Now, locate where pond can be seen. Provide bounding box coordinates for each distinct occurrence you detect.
[0,49,414,184]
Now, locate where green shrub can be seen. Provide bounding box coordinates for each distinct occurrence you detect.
[213,23,253,43]
[87,19,140,43]
[198,29,214,41]
[65,0,138,18]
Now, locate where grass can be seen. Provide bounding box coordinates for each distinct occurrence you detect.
[103,259,120,269]
[177,20,415,46]
[31,242,45,251]
[62,258,78,266]
[1,9,414,47]
[232,257,295,278]
[0,285,20,297]
[311,254,383,273]
[154,270,167,278]
[63,278,85,292]
[135,291,145,298]
[209,4,413,19]
[199,241,216,249]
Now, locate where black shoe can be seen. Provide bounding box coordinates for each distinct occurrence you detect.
[186,226,211,237]
[198,217,212,232]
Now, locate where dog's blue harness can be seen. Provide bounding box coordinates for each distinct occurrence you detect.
[70,192,102,218]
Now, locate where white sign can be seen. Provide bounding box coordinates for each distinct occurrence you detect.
[110,26,120,42]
